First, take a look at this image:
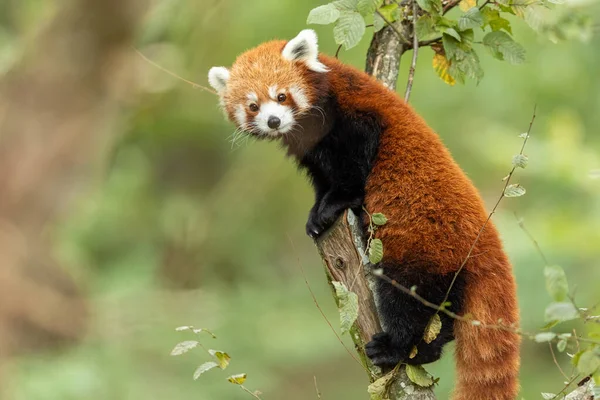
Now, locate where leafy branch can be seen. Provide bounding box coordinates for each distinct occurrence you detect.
[307,0,594,86]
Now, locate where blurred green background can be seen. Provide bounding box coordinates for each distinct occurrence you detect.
[1,0,599,399]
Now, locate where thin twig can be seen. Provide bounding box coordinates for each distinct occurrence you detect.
[240,385,263,400]
[375,10,411,44]
[550,374,582,400]
[335,44,343,59]
[515,212,550,266]
[314,376,322,399]
[133,47,217,95]
[404,0,419,102]
[375,271,600,345]
[287,235,365,369]
[438,104,537,315]
[548,342,570,380]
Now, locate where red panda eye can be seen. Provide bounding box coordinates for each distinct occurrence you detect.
[249,103,259,112]
[277,93,287,103]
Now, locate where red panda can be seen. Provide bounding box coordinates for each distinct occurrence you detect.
[208,29,520,400]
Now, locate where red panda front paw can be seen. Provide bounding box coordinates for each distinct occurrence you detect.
[305,205,341,239]
[365,332,408,368]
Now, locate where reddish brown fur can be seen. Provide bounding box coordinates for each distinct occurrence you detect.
[224,41,520,400]
[224,41,322,122]
[321,55,520,400]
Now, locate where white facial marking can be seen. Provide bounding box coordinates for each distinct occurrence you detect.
[289,86,310,110]
[282,29,328,73]
[255,101,295,136]
[268,85,278,100]
[247,92,258,102]
[234,104,246,127]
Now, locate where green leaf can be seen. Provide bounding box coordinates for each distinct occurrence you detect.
[193,362,219,380]
[334,11,366,50]
[227,373,248,385]
[512,154,528,168]
[441,27,462,41]
[423,314,442,344]
[371,213,388,226]
[504,184,526,197]
[208,349,231,369]
[357,0,383,15]
[333,0,360,10]
[406,365,434,387]
[544,265,569,302]
[458,8,484,30]
[452,48,484,82]
[332,281,359,335]
[307,4,341,25]
[482,31,526,64]
[534,332,557,343]
[368,238,384,264]
[170,340,199,356]
[576,349,600,375]
[416,0,441,13]
[378,3,399,22]
[556,339,567,352]
[373,13,385,32]
[481,8,512,33]
[545,302,578,322]
[416,15,439,40]
[524,5,547,31]
[175,326,192,331]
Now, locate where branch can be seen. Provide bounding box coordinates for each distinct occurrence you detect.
[404,0,420,102]
[315,211,437,399]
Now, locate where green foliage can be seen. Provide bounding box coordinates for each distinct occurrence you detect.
[405,364,434,387]
[504,183,526,197]
[544,301,578,322]
[307,4,341,25]
[332,281,359,335]
[544,265,569,302]
[512,154,529,168]
[193,362,219,380]
[371,213,388,226]
[307,0,592,85]
[368,238,384,263]
[334,11,367,49]
[482,31,526,64]
[171,340,199,355]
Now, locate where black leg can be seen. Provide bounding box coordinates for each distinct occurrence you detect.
[366,263,465,367]
[305,189,363,239]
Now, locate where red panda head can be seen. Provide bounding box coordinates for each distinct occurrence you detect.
[208,30,328,138]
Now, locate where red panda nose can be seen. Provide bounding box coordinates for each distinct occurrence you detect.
[268,116,281,129]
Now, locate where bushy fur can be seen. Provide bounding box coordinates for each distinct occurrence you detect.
[209,30,520,400]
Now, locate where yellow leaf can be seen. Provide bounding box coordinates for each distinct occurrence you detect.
[227,373,247,385]
[423,314,442,344]
[409,345,418,359]
[432,54,456,86]
[459,0,477,11]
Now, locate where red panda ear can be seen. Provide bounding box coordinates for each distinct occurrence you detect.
[208,67,230,94]
[282,30,328,73]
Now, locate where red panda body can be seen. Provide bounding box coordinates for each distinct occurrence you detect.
[209,30,520,400]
